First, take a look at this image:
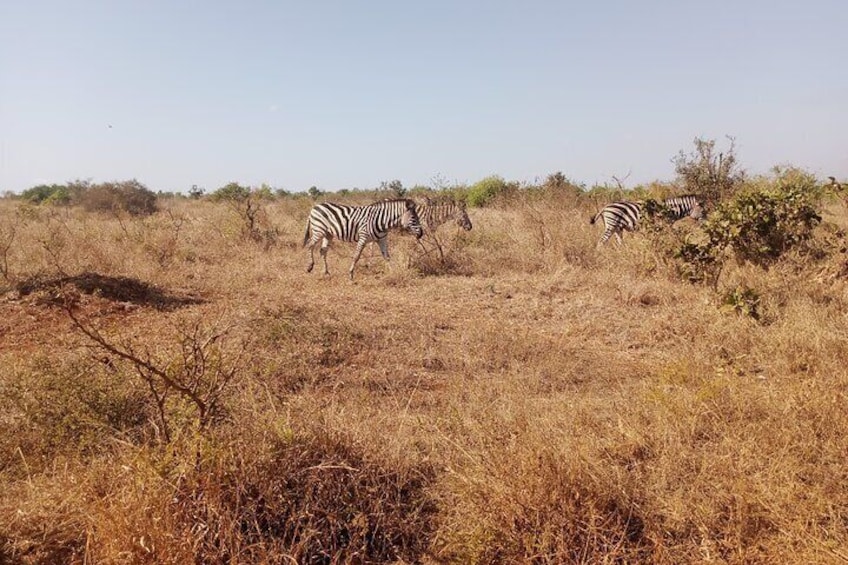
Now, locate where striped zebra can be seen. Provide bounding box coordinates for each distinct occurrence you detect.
[415,197,472,232]
[590,194,705,245]
[303,198,423,279]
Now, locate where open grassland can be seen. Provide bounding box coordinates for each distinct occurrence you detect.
[1,190,847,564]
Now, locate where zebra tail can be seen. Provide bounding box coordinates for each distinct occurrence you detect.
[589,211,601,225]
[302,220,311,247]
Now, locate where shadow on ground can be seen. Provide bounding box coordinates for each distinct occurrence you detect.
[15,272,205,311]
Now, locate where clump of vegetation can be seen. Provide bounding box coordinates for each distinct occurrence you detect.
[210,182,280,247]
[669,168,824,284]
[168,430,437,563]
[21,184,71,205]
[721,284,762,320]
[466,175,517,207]
[18,179,158,216]
[673,136,745,206]
[210,181,252,202]
[379,179,407,198]
[77,179,158,216]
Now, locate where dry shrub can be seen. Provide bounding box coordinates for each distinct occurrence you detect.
[434,446,651,563]
[170,431,435,564]
[0,354,151,476]
[78,180,158,217]
[57,429,436,564]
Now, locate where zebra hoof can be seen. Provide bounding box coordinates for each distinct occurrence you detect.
[306,265,314,273]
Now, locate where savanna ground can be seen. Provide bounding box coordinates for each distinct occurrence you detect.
[1,182,847,564]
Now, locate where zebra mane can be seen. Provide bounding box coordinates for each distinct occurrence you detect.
[377,198,416,206]
[417,195,464,207]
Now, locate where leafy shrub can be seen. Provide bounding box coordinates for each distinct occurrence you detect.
[703,168,822,267]
[673,238,723,285]
[466,175,516,207]
[210,182,252,202]
[721,285,762,320]
[655,168,825,286]
[21,184,71,205]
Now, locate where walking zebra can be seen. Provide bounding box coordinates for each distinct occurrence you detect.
[303,198,423,279]
[415,197,473,232]
[590,195,705,245]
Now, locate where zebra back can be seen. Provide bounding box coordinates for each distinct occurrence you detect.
[304,198,422,246]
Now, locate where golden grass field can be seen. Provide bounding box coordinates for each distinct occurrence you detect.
[1,189,846,564]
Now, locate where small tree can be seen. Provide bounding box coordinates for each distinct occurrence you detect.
[65,299,254,443]
[380,179,406,198]
[673,137,744,206]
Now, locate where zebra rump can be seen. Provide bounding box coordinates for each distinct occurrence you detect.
[591,195,704,245]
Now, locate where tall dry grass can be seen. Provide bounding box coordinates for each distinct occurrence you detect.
[1,190,847,564]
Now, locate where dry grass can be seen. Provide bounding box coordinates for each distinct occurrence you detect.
[1,192,847,564]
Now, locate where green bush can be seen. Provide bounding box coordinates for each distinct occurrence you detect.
[21,184,71,205]
[703,168,822,267]
[466,175,515,207]
[211,182,252,202]
[656,168,824,285]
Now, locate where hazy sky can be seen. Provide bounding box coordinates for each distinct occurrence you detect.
[1,1,846,193]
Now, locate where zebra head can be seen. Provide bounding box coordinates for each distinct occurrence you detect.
[402,199,424,239]
[455,200,473,231]
[690,199,706,222]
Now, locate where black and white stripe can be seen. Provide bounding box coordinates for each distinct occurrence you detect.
[590,195,704,245]
[303,198,423,279]
[415,198,472,232]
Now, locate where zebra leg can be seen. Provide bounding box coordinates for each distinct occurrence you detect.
[377,237,389,260]
[349,239,368,280]
[614,231,624,245]
[319,238,331,276]
[305,237,318,272]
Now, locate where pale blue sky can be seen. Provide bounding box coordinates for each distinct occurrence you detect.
[1,0,846,193]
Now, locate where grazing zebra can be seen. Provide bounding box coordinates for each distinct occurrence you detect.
[415,197,473,232]
[590,195,705,245]
[303,198,423,279]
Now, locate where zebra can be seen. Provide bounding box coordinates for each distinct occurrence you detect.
[415,197,473,232]
[303,198,423,279]
[590,194,705,245]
